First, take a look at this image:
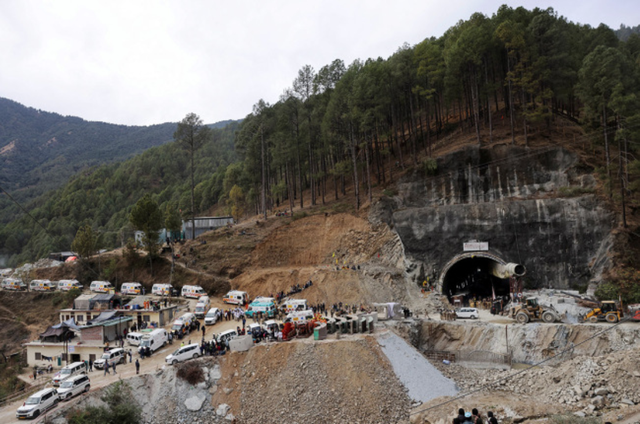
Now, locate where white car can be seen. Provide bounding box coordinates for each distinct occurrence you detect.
[455,308,480,319]
[204,308,220,325]
[165,343,200,365]
[57,374,91,400]
[16,388,59,419]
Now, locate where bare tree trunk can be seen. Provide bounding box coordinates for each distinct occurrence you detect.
[485,56,493,143]
[260,126,267,219]
[190,145,196,240]
[603,105,611,197]
[365,134,372,204]
[507,55,516,145]
[350,124,360,210]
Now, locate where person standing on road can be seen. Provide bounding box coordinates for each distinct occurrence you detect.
[128,350,132,363]
[112,360,117,374]
[104,361,110,376]
[135,359,140,375]
[89,359,93,372]
[202,326,205,338]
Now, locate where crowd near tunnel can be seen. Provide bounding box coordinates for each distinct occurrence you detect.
[440,253,525,303]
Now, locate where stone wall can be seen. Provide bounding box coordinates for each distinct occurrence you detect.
[375,145,614,290]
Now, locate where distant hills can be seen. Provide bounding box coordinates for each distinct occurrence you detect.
[0,97,234,224]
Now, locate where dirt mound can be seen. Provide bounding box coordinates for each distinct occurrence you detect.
[251,213,391,267]
[213,337,412,424]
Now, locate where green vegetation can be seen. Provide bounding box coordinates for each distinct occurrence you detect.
[67,381,141,424]
[2,5,640,267]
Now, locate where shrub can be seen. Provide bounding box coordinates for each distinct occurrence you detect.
[176,361,204,385]
[292,211,308,221]
[558,186,595,197]
[67,381,141,424]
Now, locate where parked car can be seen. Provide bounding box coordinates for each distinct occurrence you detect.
[165,343,200,365]
[93,348,125,369]
[52,361,86,386]
[455,308,480,319]
[57,374,90,400]
[204,308,220,325]
[16,388,59,419]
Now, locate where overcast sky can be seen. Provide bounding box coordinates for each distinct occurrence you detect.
[0,0,637,126]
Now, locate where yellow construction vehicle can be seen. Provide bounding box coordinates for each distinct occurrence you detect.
[511,297,561,324]
[583,300,623,323]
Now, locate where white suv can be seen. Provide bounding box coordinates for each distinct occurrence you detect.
[93,348,125,369]
[165,343,200,365]
[455,308,480,319]
[58,374,91,400]
[16,388,59,419]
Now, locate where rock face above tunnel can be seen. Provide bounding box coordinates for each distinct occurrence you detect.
[381,145,613,290]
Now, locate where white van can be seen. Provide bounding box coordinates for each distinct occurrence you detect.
[285,309,315,324]
[138,329,169,354]
[93,348,125,369]
[57,374,90,401]
[30,279,56,292]
[171,313,196,335]
[1,278,25,291]
[204,308,220,325]
[52,361,87,386]
[126,332,144,346]
[181,285,206,299]
[194,296,211,318]
[15,387,59,419]
[58,280,83,291]
[165,343,200,365]
[283,299,308,313]
[152,283,173,296]
[89,281,113,293]
[216,329,238,345]
[223,290,248,305]
[121,282,142,295]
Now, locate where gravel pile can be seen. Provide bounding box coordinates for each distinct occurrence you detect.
[378,331,458,404]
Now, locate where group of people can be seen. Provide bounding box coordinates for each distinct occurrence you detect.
[198,338,229,356]
[221,307,245,322]
[453,408,498,424]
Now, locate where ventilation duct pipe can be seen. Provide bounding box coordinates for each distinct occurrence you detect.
[490,262,526,279]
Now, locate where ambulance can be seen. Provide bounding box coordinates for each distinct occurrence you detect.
[121,282,142,295]
[30,280,56,291]
[1,278,26,291]
[223,290,248,305]
[58,280,83,291]
[89,281,114,293]
[181,285,206,299]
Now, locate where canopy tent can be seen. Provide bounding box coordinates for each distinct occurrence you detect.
[86,311,118,325]
[40,318,78,342]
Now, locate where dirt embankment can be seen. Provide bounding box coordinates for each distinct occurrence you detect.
[227,213,421,307]
[0,291,72,355]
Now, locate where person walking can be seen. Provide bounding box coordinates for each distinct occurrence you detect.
[128,350,132,363]
[135,359,140,375]
[202,326,205,338]
[89,359,93,372]
[104,361,110,376]
[112,360,117,374]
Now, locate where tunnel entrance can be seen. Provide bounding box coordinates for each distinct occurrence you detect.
[440,253,515,304]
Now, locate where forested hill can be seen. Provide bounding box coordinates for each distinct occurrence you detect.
[0,120,238,266]
[0,98,182,202]
[2,5,640,267]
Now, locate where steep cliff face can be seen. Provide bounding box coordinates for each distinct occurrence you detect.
[378,145,613,292]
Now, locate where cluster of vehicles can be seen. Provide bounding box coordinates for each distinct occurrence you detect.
[1,278,83,292]
[17,362,90,419]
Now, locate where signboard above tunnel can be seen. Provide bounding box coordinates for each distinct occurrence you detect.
[463,242,489,252]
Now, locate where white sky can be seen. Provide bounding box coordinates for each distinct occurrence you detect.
[0,0,637,126]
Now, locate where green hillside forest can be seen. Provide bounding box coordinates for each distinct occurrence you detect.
[1,5,640,268]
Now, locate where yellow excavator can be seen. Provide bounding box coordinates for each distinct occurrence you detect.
[583,300,624,323]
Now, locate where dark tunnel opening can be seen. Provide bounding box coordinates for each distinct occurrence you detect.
[442,257,511,303]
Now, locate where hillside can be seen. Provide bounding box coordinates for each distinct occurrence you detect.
[0,120,238,267]
[0,98,176,215]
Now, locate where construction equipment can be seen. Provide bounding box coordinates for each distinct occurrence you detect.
[583,300,624,323]
[511,297,562,324]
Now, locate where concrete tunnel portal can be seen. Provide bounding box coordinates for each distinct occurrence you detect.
[438,252,525,302]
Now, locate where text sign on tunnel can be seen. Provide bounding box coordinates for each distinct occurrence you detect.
[463,242,489,251]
